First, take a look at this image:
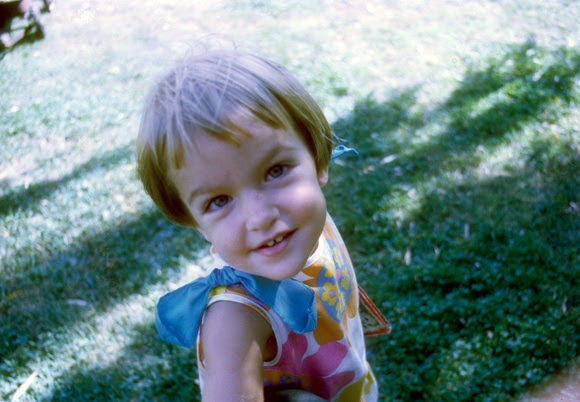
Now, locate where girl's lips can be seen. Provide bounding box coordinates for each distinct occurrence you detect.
[255,231,294,257]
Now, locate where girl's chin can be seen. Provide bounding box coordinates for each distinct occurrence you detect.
[241,263,304,281]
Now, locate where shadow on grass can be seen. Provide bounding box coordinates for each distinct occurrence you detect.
[414,41,580,177]
[365,155,578,400]
[0,206,206,362]
[329,40,578,241]
[2,40,578,400]
[327,41,578,400]
[47,322,201,401]
[0,145,134,217]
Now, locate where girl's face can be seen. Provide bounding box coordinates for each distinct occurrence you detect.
[169,115,328,280]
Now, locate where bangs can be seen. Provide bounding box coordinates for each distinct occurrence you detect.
[137,49,334,227]
[157,53,296,170]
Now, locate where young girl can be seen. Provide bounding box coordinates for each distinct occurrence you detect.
[137,50,389,401]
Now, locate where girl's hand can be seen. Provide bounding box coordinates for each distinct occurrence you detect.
[200,300,274,401]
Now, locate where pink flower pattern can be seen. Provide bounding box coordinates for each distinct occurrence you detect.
[265,332,356,400]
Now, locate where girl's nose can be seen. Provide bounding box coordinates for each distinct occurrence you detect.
[243,191,279,231]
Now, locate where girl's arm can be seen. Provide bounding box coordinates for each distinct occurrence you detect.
[200,300,274,401]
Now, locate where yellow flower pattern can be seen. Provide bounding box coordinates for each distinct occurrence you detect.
[317,239,352,323]
[322,281,339,306]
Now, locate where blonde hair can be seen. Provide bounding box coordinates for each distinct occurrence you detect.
[137,50,334,227]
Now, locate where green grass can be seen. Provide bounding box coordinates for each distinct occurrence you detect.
[1,0,578,400]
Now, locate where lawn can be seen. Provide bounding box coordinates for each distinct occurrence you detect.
[1,0,578,400]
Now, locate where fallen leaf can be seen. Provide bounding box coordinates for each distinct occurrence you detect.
[404,248,412,266]
[66,299,90,307]
[380,155,397,164]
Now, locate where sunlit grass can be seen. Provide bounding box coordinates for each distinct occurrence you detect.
[1,0,578,400]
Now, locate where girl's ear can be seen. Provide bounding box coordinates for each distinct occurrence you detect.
[318,165,329,187]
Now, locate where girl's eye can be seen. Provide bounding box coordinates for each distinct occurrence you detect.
[206,195,231,212]
[266,165,288,180]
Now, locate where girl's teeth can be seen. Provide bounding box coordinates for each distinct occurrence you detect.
[266,235,284,247]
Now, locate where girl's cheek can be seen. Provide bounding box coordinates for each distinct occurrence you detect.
[285,184,323,208]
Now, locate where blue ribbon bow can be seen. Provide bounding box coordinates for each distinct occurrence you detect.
[156,266,317,348]
[331,145,358,160]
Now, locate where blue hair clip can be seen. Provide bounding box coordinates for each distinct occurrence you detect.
[331,145,358,161]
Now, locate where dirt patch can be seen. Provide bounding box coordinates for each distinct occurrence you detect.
[518,358,579,401]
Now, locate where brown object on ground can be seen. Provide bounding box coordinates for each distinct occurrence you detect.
[0,0,50,49]
[518,358,579,401]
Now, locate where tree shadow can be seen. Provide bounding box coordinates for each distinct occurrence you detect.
[407,40,577,187]
[327,87,424,242]
[328,40,578,243]
[45,322,201,401]
[415,40,579,173]
[0,203,207,365]
[0,145,134,217]
[326,41,579,400]
[367,151,578,399]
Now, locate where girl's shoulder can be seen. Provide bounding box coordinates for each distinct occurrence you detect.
[199,299,274,398]
[201,299,274,348]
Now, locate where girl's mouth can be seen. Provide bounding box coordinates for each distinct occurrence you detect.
[256,231,294,256]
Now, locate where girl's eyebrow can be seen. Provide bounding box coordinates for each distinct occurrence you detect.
[187,187,208,206]
[258,142,294,164]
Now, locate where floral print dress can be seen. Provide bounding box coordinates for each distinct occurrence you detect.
[197,214,380,401]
